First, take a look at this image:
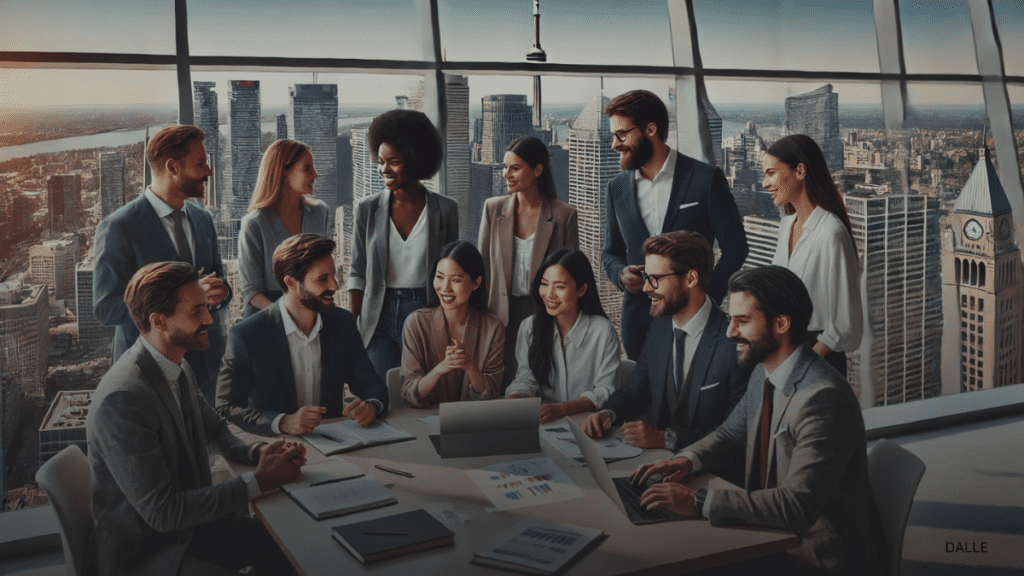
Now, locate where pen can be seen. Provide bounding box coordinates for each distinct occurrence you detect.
[364,531,408,536]
[309,477,345,487]
[374,464,414,478]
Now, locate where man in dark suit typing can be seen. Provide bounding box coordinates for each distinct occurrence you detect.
[602,90,747,360]
[87,262,303,576]
[582,231,748,453]
[216,233,389,435]
[93,125,231,401]
[632,266,886,575]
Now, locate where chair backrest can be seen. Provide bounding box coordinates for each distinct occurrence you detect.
[386,367,404,409]
[35,444,92,576]
[616,359,636,390]
[867,439,926,576]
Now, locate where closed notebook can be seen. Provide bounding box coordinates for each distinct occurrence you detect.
[332,509,455,564]
[285,476,396,520]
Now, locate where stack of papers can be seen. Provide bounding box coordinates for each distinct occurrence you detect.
[464,457,583,511]
[472,518,605,575]
[541,424,643,464]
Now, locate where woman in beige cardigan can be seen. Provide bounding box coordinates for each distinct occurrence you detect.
[478,136,579,392]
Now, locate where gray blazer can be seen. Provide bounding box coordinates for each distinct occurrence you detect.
[685,345,887,575]
[86,340,257,576]
[348,189,459,347]
[478,194,578,326]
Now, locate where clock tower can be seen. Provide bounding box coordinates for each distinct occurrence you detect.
[941,149,1023,394]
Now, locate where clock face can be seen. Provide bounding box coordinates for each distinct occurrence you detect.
[964,219,984,241]
[1000,218,1012,241]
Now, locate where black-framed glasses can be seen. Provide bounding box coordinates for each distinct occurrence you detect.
[612,126,641,142]
[641,270,685,288]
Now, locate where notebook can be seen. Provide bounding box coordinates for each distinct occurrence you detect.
[472,518,605,576]
[303,419,415,456]
[284,471,396,521]
[332,509,454,564]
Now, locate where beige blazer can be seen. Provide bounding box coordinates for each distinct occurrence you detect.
[478,195,579,325]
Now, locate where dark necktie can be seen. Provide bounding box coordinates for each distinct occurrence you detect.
[673,328,686,394]
[758,378,774,489]
[170,209,193,267]
[176,370,194,440]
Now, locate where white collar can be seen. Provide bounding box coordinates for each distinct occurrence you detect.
[145,186,180,219]
[672,294,713,339]
[766,344,805,389]
[139,334,184,382]
[637,147,677,183]
[280,301,323,342]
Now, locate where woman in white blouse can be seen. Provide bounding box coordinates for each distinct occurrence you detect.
[506,248,619,424]
[762,134,863,376]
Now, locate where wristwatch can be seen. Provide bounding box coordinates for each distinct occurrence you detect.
[693,487,708,517]
[664,428,677,451]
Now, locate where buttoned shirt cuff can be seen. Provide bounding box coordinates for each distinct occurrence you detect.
[677,450,702,473]
[599,408,617,423]
[242,472,262,500]
[247,442,264,462]
[271,413,285,435]
[702,489,715,519]
[347,276,366,292]
[367,399,384,415]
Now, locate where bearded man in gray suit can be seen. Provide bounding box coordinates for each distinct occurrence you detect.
[632,266,887,576]
[87,262,303,576]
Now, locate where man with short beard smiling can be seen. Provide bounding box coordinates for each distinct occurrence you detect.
[216,233,389,436]
[601,90,748,361]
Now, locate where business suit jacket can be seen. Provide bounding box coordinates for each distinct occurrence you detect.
[600,305,749,448]
[686,345,887,575]
[478,195,579,326]
[86,340,257,576]
[348,189,459,347]
[601,151,747,359]
[93,193,231,392]
[215,300,389,434]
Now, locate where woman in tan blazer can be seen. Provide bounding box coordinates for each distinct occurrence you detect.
[478,136,579,391]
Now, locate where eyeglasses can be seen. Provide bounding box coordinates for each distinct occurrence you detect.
[612,126,641,142]
[640,270,685,288]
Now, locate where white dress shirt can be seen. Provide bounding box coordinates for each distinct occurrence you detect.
[139,336,261,499]
[385,206,428,288]
[511,233,535,297]
[506,311,620,408]
[635,148,678,237]
[772,206,863,353]
[144,187,195,264]
[270,305,324,434]
[673,295,713,391]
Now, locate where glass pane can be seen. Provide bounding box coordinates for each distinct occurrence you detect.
[0,0,175,54]
[900,0,978,74]
[438,0,673,66]
[992,0,1024,77]
[691,0,879,73]
[188,0,424,60]
[1009,84,1024,184]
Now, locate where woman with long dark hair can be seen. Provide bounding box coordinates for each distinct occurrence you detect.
[400,241,504,407]
[349,109,459,383]
[479,136,578,392]
[762,134,862,376]
[238,139,330,318]
[506,248,619,424]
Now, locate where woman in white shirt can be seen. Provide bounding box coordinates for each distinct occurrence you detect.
[763,134,862,376]
[506,248,620,424]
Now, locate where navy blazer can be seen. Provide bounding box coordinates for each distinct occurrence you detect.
[215,300,389,434]
[93,192,231,393]
[601,151,747,360]
[600,304,749,448]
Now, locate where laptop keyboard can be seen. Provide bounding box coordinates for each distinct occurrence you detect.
[612,477,682,525]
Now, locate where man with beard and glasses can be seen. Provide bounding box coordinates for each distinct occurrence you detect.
[582,232,748,461]
[87,262,303,576]
[216,233,388,435]
[94,125,231,402]
[601,90,747,360]
[629,266,886,576]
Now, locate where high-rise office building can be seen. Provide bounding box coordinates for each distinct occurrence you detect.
[568,94,620,327]
[941,149,1023,394]
[847,191,942,406]
[193,81,219,209]
[99,152,126,219]
[0,280,50,398]
[441,75,471,240]
[47,174,80,233]
[333,206,352,310]
[702,95,723,167]
[38,390,93,467]
[75,259,115,343]
[741,215,780,269]
[468,162,506,242]
[276,114,288,141]
[228,80,261,221]
[290,84,339,227]
[479,95,533,164]
[28,238,78,301]
[351,124,384,205]
[722,121,765,173]
[785,84,843,173]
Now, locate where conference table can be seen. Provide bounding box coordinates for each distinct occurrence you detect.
[230,408,798,576]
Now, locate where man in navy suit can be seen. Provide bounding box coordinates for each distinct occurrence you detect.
[216,234,389,436]
[583,231,748,453]
[602,90,747,360]
[93,125,231,401]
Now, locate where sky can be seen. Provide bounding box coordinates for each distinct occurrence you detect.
[0,0,1020,109]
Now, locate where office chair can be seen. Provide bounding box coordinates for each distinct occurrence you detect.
[616,359,637,390]
[35,445,93,576]
[867,438,926,576]
[386,367,404,409]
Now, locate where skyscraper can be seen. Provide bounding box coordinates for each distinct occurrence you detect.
[741,215,780,269]
[440,75,471,240]
[290,84,339,228]
[228,80,261,221]
[847,191,942,406]
[0,280,49,398]
[276,114,288,141]
[351,124,384,205]
[785,84,843,173]
[941,149,1023,394]
[75,259,115,344]
[28,238,78,301]
[702,95,723,167]
[193,81,219,208]
[479,95,533,164]
[46,174,80,233]
[568,94,620,327]
[99,152,126,219]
